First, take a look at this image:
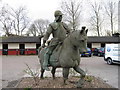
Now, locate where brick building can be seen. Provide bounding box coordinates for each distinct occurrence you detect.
[0,36,119,55]
[0,36,41,55]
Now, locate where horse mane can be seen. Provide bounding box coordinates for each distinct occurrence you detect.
[65,30,79,40]
[63,30,79,46]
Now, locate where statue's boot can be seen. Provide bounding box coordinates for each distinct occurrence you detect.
[43,53,50,71]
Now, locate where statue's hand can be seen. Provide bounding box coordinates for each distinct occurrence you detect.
[42,44,46,48]
[42,39,46,48]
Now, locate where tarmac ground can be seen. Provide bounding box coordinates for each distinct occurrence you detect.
[1,55,119,88]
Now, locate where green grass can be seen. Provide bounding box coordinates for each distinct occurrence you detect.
[85,76,93,82]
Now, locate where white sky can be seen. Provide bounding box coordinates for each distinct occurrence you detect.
[1,0,62,21]
[2,0,116,22]
[0,0,119,36]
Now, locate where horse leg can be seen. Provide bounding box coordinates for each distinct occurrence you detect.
[51,67,56,79]
[62,68,70,85]
[73,66,86,88]
[40,67,45,79]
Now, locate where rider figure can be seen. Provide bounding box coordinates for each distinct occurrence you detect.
[42,10,70,71]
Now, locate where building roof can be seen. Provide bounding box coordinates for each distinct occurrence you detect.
[1,36,41,43]
[1,36,120,43]
[88,36,119,43]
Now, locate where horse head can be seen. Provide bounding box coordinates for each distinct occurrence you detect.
[69,29,88,53]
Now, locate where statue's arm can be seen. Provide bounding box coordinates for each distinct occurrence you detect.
[43,24,52,41]
[42,25,52,47]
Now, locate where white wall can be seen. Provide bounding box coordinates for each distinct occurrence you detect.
[8,43,19,49]
[92,43,101,48]
[25,43,36,49]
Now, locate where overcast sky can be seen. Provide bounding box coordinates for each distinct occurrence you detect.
[2,0,117,22]
[0,0,119,36]
[1,0,62,21]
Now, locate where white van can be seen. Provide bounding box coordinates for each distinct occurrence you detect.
[104,44,120,65]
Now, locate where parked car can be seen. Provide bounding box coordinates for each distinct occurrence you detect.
[92,48,99,56]
[98,47,105,57]
[92,47,105,57]
[81,48,92,57]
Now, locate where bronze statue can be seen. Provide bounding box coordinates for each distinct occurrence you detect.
[38,21,88,88]
[42,10,70,71]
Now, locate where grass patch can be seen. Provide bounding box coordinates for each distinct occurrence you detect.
[85,76,93,82]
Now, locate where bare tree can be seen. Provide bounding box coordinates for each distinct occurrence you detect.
[119,1,120,33]
[28,19,49,36]
[0,5,29,36]
[8,6,29,36]
[104,1,117,35]
[90,2,103,36]
[34,19,49,36]
[105,29,111,36]
[28,24,37,36]
[0,5,13,36]
[61,0,82,31]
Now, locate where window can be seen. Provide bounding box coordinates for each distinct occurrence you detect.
[19,44,25,55]
[87,43,92,48]
[101,43,105,47]
[2,44,8,55]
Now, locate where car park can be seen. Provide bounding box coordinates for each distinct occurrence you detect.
[81,48,92,57]
[98,47,105,57]
[92,47,105,57]
[92,48,99,56]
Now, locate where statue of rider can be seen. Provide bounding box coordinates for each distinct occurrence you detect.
[42,10,70,71]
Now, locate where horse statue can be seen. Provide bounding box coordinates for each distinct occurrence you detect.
[38,29,88,88]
